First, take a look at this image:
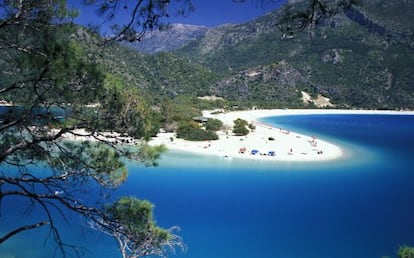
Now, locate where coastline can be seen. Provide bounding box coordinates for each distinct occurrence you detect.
[149,109,414,162]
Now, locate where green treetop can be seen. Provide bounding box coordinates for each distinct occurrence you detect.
[232,118,250,136]
[0,0,188,257]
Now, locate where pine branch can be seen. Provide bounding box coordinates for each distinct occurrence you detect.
[0,221,49,244]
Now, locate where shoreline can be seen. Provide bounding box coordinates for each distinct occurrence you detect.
[150,109,414,162]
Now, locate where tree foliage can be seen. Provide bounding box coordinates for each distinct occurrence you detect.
[85,0,194,43]
[0,0,183,257]
[176,121,219,141]
[205,118,224,131]
[398,245,414,258]
[99,78,161,140]
[232,118,250,136]
[277,0,360,34]
[91,197,185,258]
[233,0,359,34]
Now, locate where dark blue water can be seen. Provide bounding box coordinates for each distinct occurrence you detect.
[1,114,414,258]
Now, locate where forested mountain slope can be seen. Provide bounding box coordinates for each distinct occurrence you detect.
[125,23,209,54]
[62,0,414,111]
[174,0,414,109]
[73,27,217,102]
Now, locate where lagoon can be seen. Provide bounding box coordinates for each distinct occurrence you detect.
[1,114,414,257]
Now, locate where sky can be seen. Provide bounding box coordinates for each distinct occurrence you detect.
[168,0,287,27]
[69,0,287,34]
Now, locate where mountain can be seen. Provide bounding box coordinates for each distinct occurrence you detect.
[351,0,414,33]
[74,0,414,110]
[172,0,414,109]
[125,23,209,54]
[73,26,217,100]
[176,11,281,73]
[209,61,314,107]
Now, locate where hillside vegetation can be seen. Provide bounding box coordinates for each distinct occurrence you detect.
[173,0,414,109]
[34,0,413,129]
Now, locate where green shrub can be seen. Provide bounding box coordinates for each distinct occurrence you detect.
[205,118,223,131]
[398,245,414,258]
[176,121,218,141]
[232,118,249,136]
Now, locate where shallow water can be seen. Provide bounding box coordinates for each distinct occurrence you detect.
[1,114,414,258]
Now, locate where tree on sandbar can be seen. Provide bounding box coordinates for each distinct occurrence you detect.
[233,118,250,136]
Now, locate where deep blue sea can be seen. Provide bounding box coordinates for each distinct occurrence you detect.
[1,114,414,258]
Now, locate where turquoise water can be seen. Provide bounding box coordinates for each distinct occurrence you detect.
[1,114,414,257]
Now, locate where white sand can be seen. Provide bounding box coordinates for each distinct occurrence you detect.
[149,109,414,162]
[60,128,139,145]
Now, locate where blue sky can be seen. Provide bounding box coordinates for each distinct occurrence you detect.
[69,0,287,33]
[170,0,287,27]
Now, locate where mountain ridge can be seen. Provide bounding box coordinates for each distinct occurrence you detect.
[107,0,413,110]
[126,23,209,54]
[168,0,414,109]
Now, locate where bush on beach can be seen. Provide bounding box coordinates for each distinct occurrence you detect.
[176,121,219,141]
[232,118,250,136]
[205,118,223,131]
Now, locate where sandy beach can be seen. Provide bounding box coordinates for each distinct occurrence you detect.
[149,109,414,162]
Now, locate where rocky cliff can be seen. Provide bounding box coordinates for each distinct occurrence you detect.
[126,23,208,54]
